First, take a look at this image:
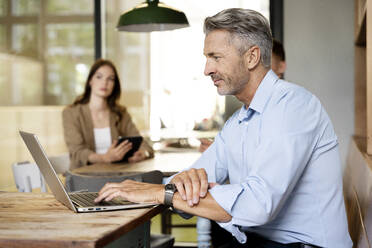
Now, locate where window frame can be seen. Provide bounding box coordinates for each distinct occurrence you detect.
[0,0,94,105]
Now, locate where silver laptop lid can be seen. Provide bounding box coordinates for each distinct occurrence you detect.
[19,131,77,212]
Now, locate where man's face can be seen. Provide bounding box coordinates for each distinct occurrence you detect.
[203,30,250,96]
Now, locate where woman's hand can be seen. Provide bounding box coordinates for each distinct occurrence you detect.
[128,150,147,163]
[103,139,132,163]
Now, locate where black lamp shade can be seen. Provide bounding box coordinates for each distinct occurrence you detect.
[117,0,189,32]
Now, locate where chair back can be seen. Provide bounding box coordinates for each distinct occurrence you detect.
[12,161,47,192]
[48,154,70,174]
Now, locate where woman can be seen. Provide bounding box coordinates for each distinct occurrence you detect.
[63,59,153,170]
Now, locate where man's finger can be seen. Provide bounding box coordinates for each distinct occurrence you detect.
[102,190,124,202]
[182,172,195,206]
[98,182,118,195]
[95,187,121,202]
[188,169,201,204]
[172,176,187,201]
[175,182,186,201]
[198,169,208,197]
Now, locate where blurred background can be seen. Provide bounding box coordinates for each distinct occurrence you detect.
[0,0,355,245]
[0,0,353,204]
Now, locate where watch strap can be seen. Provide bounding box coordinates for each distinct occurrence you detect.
[164,191,174,207]
[164,184,177,207]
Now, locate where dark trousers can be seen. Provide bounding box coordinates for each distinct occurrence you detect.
[211,221,317,248]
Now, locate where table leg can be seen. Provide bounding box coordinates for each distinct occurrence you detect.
[161,209,172,234]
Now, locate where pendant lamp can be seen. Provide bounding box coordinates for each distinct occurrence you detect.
[117,0,189,32]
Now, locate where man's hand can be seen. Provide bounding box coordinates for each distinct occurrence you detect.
[104,140,132,163]
[128,150,147,163]
[170,168,208,207]
[94,179,164,204]
[199,138,213,152]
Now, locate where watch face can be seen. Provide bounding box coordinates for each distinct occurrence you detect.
[165,183,176,192]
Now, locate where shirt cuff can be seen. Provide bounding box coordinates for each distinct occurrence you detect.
[209,184,247,243]
[209,184,243,213]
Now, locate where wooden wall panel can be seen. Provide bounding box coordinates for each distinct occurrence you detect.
[367,0,372,154]
[355,46,367,138]
[345,137,372,247]
[0,106,67,191]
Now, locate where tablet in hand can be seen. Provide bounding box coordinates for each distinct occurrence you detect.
[116,136,143,163]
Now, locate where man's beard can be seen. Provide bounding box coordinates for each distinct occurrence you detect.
[212,73,248,96]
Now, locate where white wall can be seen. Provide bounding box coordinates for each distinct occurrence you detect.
[284,0,354,169]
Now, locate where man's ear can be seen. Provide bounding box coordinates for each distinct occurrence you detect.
[245,46,261,70]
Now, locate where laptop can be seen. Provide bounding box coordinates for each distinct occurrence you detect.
[19,130,155,213]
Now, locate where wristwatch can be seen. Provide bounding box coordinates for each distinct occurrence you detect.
[164,183,177,208]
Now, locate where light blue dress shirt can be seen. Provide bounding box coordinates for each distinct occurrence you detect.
[186,70,352,247]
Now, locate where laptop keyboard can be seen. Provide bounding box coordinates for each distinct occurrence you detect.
[69,192,133,207]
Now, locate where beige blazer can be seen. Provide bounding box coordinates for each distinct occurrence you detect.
[62,103,154,170]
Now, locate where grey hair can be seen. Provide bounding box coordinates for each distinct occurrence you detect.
[204,8,273,68]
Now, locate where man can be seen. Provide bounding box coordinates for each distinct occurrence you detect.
[199,39,287,153]
[95,8,352,247]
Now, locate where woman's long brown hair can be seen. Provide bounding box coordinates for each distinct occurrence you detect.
[73,59,123,120]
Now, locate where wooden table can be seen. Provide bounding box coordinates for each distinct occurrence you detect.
[0,192,165,248]
[73,151,201,177]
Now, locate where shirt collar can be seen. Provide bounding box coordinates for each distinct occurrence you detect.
[237,105,250,122]
[237,70,279,122]
[248,70,279,114]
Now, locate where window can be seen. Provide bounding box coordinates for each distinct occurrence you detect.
[104,0,151,130]
[0,1,6,16]
[12,24,38,57]
[12,0,40,16]
[0,0,269,130]
[46,23,94,104]
[150,0,269,135]
[103,0,268,132]
[46,0,93,15]
[0,25,5,49]
[0,0,94,106]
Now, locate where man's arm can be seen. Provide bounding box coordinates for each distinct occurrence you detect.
[94,132,229,221]
[172,191,231,222]
[94,179,231,223]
